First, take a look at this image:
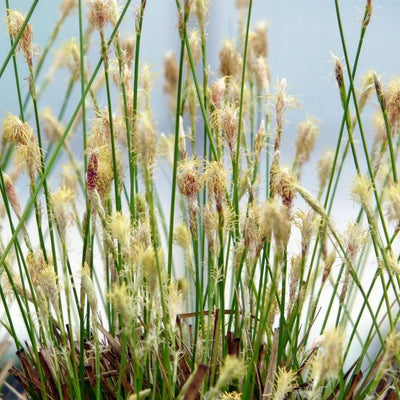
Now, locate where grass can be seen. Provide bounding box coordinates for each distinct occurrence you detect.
[1,0,400,399]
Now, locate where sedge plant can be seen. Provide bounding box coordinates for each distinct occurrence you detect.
[0,0,400,399]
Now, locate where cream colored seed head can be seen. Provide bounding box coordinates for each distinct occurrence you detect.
[295,117,319,166]
[3,173,22,219]
[188,29,201,66]
[15,140,42,180]
[219,39,242,78]
[135,110,157,171]
[215,355,246,391]
[6,9,33,66]
[107,211,130,247]
[204,161,227,212]
[50,186,75,238]
[317,148,335,191]
[108,283,132,325]
[195,0,210,30]
[87,0,118,31]
[174,222,192,250]
[384,183,400,222]
[377,331,400,380]
[81,264,98,320]
[254,119,266,164]
[273,367,296,400]
[386,77,400,133]
[358,69,375,110]
[211,78,226,110]
[163,52,178,95]
[60,0,78,17]
[248,23,268,59]
[351,174,373,209]
[39,265,60,314]
[2,113,33,145]
[40,107,66,143]
[311,327,346,382]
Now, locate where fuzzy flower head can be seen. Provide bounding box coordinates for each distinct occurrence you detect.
[377,331,400,380]
[15,140,41,181]
[87,0,118,31]
[274,79,299,148]
[295,117,319,168]
[215,355,246,392]
[174,222,192,251]
[273,367,296,400]
[211,78,226,110]
[2,113,33,145]
[342,222,367,264]
[261,197,291,249]
[177,158,203,203]
[311,327,346,383]
[351,174,373,213]
[211,103,240,160]
[204,161,228,213]
[163,52,178,96]
[270,163,297,210]
[358,69,375,111]
[384,183,400,222]
[50,186,75,239]
[219,39,242,79]
[386,77,400,134]
[317,148,335,191]
[40,107,66,144]
[107,211,131,249]
[6,9,34,66]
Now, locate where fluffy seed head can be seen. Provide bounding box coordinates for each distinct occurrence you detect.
[204,161,228,213]
[386,77,400,133]
[311,327,346,383]
[377,331,400,380]
[15,141,42,180]
[60,0,78,17]
[6,9,34,66]
[273,367,296,400]
[177,158,203,201]
[2,113,33,145]
[40,107,66,143]
[351,174,373,210]
[174,222,192,250]
[261,197,291,248]
[270,164,297,210]
[81,264,98,322]
[295,117,319,167]
[163,52,178,95]
[50,186,75,238]
[211,78,226,109]
[219,39,242,78]
[87,0,118,31]
[317,148,335,191]
[215,355,246,391]
[107,211,131,247]
[384,183,400,222]
[3,173,22,219]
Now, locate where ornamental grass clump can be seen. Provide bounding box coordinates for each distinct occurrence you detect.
[1,1,400,399]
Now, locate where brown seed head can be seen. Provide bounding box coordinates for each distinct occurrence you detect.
[87,151,98,191]
[163,52,178,95]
